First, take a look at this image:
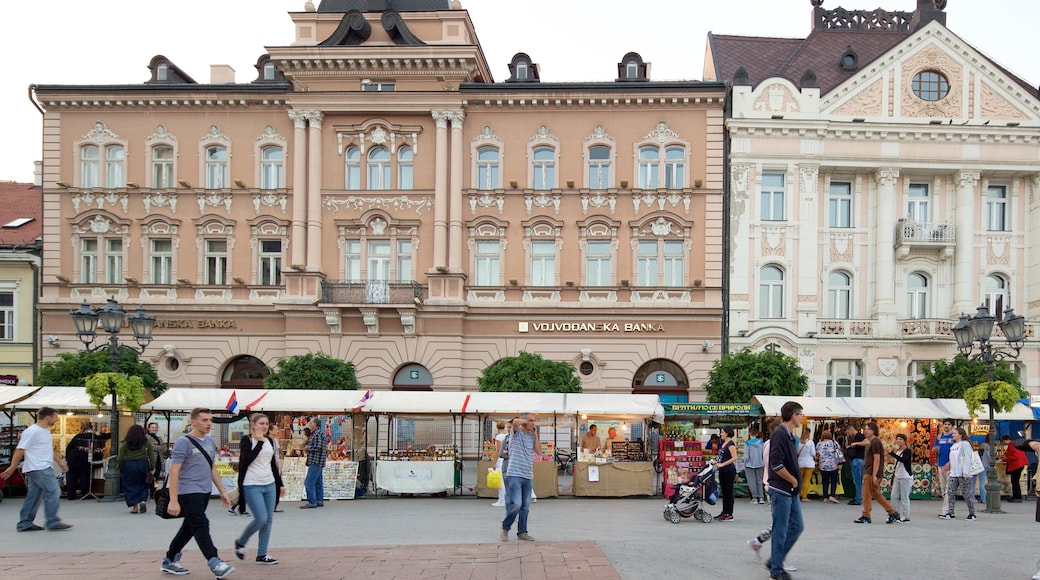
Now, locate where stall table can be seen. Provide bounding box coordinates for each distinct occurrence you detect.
[572,461,655,497]
[375,459,455,494]
[476,460,558,498]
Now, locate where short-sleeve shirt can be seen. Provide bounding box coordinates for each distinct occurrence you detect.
[847,433,866,460]
[863,437,885,477]
[170,434,217,495]
[17,424,55,473]
[935,432,954,467]
[505,429,536,480]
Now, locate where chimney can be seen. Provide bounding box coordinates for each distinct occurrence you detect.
[210,65,236,84]
[33,161,43,187]
[911,0,946,30]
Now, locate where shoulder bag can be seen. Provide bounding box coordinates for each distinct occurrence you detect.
[968,445,985,476]
[155,436,214,520]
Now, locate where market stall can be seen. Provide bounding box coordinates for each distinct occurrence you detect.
[0,386,42,499]
[566,394,662,497]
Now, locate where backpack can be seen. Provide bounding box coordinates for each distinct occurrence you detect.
[744,440,765,469]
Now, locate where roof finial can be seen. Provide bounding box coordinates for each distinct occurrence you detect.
[810,0,824,6]
[933,0,947,10]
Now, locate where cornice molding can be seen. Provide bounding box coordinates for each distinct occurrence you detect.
[727,120,1040,145]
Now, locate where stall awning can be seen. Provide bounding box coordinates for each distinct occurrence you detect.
[142,388,371,414]
[363,391,475,415]
[934,399,1036,421]
[563,393,664,422]
[0,386,40,409]
[753,395,858,418]
[845,397,953,419]
[12,386,111,410]
[462,392,566,416]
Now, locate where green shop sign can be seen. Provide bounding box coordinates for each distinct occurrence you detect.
[662,403,764,416]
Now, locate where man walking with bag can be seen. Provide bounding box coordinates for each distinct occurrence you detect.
[766,401,805,580]
[160,408,235,578]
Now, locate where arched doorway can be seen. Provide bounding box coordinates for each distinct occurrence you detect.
[391,363,433,392]
[220,355,270,389]
[632,358,689,403]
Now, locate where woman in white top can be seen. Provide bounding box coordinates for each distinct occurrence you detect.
[940,427,976,521]
[490,421,508,507]
[234,413,283,565]
[796,428,816,501]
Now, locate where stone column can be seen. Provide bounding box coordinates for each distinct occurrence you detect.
[954,171,980,314]
[431,110,450,270]
[288,110,308,268]
[873,169,899,331]
[797,165,820,337]
[448,110,466,271]
[305,110,324,271]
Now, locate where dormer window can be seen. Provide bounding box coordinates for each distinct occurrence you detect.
[506,53,539,83]
[263,62,276,81]
[626,61,638,79]
[616,52,648,82]
[840,46,859,72]
[157,63,168,81]
[516,61,528,80]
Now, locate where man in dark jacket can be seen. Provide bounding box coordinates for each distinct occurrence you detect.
[64,424,110,500]
[766,401,805,580]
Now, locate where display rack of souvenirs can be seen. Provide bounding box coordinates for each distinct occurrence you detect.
[378,446,456,461]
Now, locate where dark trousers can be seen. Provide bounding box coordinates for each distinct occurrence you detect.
[166,493,218,562]
[1009,466,1025,500]
[719,468,736,516]
[821,469,839,498]
[65,462,91,499]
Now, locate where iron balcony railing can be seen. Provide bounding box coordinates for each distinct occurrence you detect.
[319,280,424,305]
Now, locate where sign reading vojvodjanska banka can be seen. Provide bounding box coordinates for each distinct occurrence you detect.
[518,321,664,333]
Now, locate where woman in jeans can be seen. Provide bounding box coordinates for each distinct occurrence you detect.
[887,433,913,521]
[233,413,283,565]
[714,427,738,521]
[815,430,842,503]
[940,427,976,521]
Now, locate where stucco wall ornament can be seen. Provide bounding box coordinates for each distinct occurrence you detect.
[877,358,898,377]
[800,166,819,196]
[980,84,1028,121]
[256,125,286,143]
[643,121,680,143]
[88,215,112,234]
[71,191,129,214]
[142,191,178,214]
[829,233,855,263]
[201,125,230,142]
[987,236,1011,266]
[369,217,388,235]
[761,227,787,257]
[83,121,119,142]
[252,191,288,214]
[469,191,505,215]
[323,195,433,215]
[833,80,884,117]
[581,191,617,215]
[754,84,800,113]
[146,124,176,144]
[197,191,233,214]
[525,191,561,215]
[900,47,962,118]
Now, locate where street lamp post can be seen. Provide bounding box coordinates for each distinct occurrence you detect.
[70,298,155,502]
[951,303,1026,514]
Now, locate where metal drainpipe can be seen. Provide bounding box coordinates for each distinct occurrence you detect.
[720,82,733,357]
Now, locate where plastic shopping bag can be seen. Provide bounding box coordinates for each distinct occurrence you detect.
[487,468,503,489]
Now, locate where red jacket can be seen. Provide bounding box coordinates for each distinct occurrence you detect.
[1005,443,1028,471]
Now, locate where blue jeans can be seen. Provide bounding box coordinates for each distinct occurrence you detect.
[767,489,804,576]
[976,470,987,503]
[502,475,533,535]
[850,458,864,502]
[304,464,324,506]
[238,482,277,557]
[18,469,63,530]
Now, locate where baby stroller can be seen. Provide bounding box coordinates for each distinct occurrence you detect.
[663,461,718,524]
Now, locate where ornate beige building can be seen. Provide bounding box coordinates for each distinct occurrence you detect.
[35,0,724,400]
[707,0,1040,397]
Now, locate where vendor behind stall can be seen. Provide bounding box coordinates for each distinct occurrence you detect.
[580,425,600,454]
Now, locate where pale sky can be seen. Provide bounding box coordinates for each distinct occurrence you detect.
[2,0,1038,182]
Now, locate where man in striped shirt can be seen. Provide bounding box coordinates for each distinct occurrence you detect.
[500,412,545,542]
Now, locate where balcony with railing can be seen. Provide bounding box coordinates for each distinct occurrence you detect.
[900,318,954,341]
[895,220,955,259]
[318,280,424,306]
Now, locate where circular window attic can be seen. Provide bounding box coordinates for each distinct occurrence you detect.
[912,70,950,101]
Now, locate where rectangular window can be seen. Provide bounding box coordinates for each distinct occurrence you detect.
[0,292,13,341]
[396,240,412,282]
[105,146,125,189]
[530,240,555,286]
[345,240,361,280]
[826,360,863,397]
[367,240,390,281]
[152,147,174,188]
[475,240,500,286]
[260,148,284,190]
[81,146,99,188]
[662,241,684,287]
[533,160,555,190]
[906,361,933,398]
[906,183,929,222]
[760,173,785,221]
[204,239,227,285]
[664,148,684,189]
[81,239,98,284]
[361,81,395,92]
[477,157,499,190]
[828,182,852,228]
[151,239,172,284]
[105,238,123,285]
[259,240,282,285]
[585,240,612,286]
[986,185,1008,231]
[636,240,658,286]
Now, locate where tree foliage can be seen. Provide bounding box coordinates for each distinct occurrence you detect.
[264,352,359,390]
[964,380,1024,417]
[703,348,809,403]
[477,351,582,393]
[85,372,146,412]
[37,349,166,397]
[914,355,1021,399]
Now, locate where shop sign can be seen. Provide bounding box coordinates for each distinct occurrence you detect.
[663,403,764,416]
[215,462,237,477]
[970,423,990,435]
[154,319,237,329]
[0,374,19,386]
[518,321,664,333]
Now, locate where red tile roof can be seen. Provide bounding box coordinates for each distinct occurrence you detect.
[0,182,42,247]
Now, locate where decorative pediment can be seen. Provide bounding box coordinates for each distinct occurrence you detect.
[753,82,801,114]
[83,121,119,142]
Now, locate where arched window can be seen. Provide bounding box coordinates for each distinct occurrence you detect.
[152,146,174,188]
[516,61,528,81]
[81,145,100,188]
[397,146,413,190]
[626,60,639,79]
[664,146,685,189]
[368,146,391,190]
[532,146,555,190]
[345,146,361,190]
[759,265,785,319]
[632,359,689,403]
[638,146,660,189]
[827,271,852,319]
[907,273,930,319]
[221,355,270,389]
[477,146,500,190]
[260,146,284,189]
[985,274,1009,317]
[588,146,611,189]
[205,145,228,189]
[105,145,125,189]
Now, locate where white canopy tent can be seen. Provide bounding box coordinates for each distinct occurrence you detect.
[563,393,664,422]
[12,386,111,411]
[0,386,40,409]
[753,395,858,418]
[754,395,1037,422]
[141,388,372,414]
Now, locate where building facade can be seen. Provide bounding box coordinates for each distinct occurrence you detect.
[35,0,725,400]
[707,0,1040,396]
[0,180,42,386]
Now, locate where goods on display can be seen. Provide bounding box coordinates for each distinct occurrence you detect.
[610,441,646,462]
[661,440,704,498]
